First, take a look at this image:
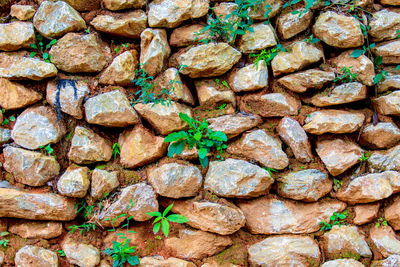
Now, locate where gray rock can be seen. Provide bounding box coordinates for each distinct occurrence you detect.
[140,28,170,77]
[99,51,138,86]
[228,60,268,92]
[195,79,236,107]
[207,113,262,139]
[238,22,277,53]
[370,226,400,257]
[368,144,400,171]
[277,8,313,39]
[369,9,400,42]
[0,128,11,145]
[62,241,100,267]
[15,245,58,267]
[57,165,90,198]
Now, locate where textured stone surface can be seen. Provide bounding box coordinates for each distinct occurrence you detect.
[371,255,400,267]
[62,241,100,267]
[369,9,400,42]
[99,50,138,86]
[228,61,268,92]
[0,78,41,110]
[277,8,313,40]
[104,0,147,10]
[0,22,35,51]
[0,128,11,145]
[353,203,380,225]
[277,69,335,93]
[369,144,400,172]
[238,22,276,53]
[139,256,196,267]
[373,40,400,64]
[207,113,262,139]
[91,169,119,201]
[321,259,365,267]
[196,78,236,107]
[385,197,400,230]
[63,0,100,11]
[57,165,90,198]
[15,245,58,267]
[360,122,400,149]
[373,90,400,116]
[10,5,36,20]
[370,226,400,257]
[9,221,62,239]
[248,0,282,20]
[377,72,400,93]
[140,28,170,77]
[170,24,209,47]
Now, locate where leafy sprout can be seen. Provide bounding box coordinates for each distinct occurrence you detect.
[112,143,121,160]
[104,239,139,267]
[147,203,189,238]
[319,211,348,231]
[29,34,57,63]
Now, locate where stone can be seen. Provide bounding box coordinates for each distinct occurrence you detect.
[178,43,241,78]
[277,8,313,40]
[370,226,400,257]
[369,144,400,172]
[361,122,400,149]
[3,146,60,187]
[11,106,65,150]
[307,82,368,107]
[303,110,365,135]
[168,199,245,235]
[380,0,400,5]
[321,259,365,267]
[373,90,400,116]
[9,221,62,239]
[68,126,112,164]
[99,51,138,86]
[104,0,147,10]
[148,0,208,28]
[277,116,312,163]
[277,69,335,93]
[91,10,147,38]
[165,229,232,259]
[377,72,400,93]
[271,41,323,76]
[238,22,276,53]
[84,90,139,127]
[0,188,77,220]
[134,102,192,135]
[62,241,100,267]
[91,169,119,201]
[170,24,210,47]
[0,22,35,51]
[204,158,274,198]
[385,197,400,230]
[10,5,36,20]
[371,255,400,267]
[277,169,332,202]
[97,183,158,227]
[0,79,41,110]
[237,195,346,234]
[63,0,100,11]
[248,235,320,267]
[195,79,236,108]
[49,33,112,73]
[321,225,372,258]
[119,126,167,168]
[147,162,202,198]
[240,92,301,117]
[207,113,262,139]
[139,256,196,267]
[353,203,380,225]
[33,1,86,39]
[228,60,268,92]
[316,138,363,176]
[228,129,289,170]
[0,52,57,80]
[313,11,364,48]
[0,128,11,145]
[0,251,3,265]
[140,28,170,77]
[213,3,239,44]
[373,40,400,64]
[248,0,282,20]
[46,79,89,119]
[369,9,400,42]
[15,246,58,267]
[57,165,90,198]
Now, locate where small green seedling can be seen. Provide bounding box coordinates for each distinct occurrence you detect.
[147,203,189,238]
[334,67,358,83]
[263,167,278,177]
[68,222,96,235]
[375,217,388,228]
[249,44,285,68]
[320,211,348,231]
[114,43,129,54]
[215,79,230,89]
[30,34,57,63]
[1,109,15,126]
[304,34,320,44]
[57,250,66,257]
[333,178,343,191]
[40,144,56,158]
[0,231,9,247]
[112,143,121,160]
[104,239,140,267]
[359,151,371,162]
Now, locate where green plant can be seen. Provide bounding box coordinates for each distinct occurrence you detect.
[283,0,317,17]
[351,24,374,59]
[112,143,121,160]
[40,144,56,158]
[375,217,388,228]
[57,250,66,257]
[114,43,129,54]
[304,34,320,44]
[263,167,278,177]
[373,56,389,85]
[359,151,371,162]
[319,211,348,231]
[0,232,9,247]
[333,178,343,191]
[104,239,140,267]
[334,67,358,83]
[215,78,230,89]
[249,44,285,68]
[164,113,228,167]
[0,109,15,125]
[29,34,57,63]
[68,222,96,235]
[147,203,189,238]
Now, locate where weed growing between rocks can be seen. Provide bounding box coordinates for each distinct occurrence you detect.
[319,211,348,231]
[29,33,57,63]
[147,203,189,238]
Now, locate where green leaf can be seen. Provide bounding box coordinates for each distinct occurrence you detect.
[30,52,37,57]
[194,131,202,141]
[374,73,383,85]
[199,156,209,168]
[30,43,37,49]
[167,214,189,223]
[198,147,208,159]
[163,203,174,217]
[153,222,161,234]
[168,140,185,158]
[164,131,187,143]
[43,53,49,59]
[350,49,363,58]
[396,65,400,70]
[146,211,162,217]
[161,220,170,237]
[374,56,383,66]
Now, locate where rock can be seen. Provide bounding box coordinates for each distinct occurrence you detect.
[316,138,363,176]
[103,0,147,10]
[68,126,112,164]
[248,235,320,267]
[0,128,11,145]
[353,203,380,225]
[104,225,147,249]
[139,256,196,267]
[0,79,41,110]
[204,158,274,198]
[271,41,323,76]
[0,251,3,265]
[238,22,276,53]
[195,79,236,108]
[228,60,268,92]
[134,101,192,135]
[237,195,346,234]
[207,113,261,139]
[165,229,232,259]
[369,9,400,42]
[380,0,400,5]
[277,116,312,163]
[99,50,138,86]
[240,92,301,117]
[277,8,313,40]
[228,129,289,170]
[276,169,332,202]
[370,226,400,257]
[377,72,400,93]
[91,169,119,201]
[15,245,58,267]
[97,183,158,227]
[9,221,62,239]
[10,5,36,20]
[307,82,368,107]
[3,146,60,187]
[277,69,335,93]
[119,125,167,168]
[11,106,65,150]
[0,52,57,80]
[148,0,208,28]
[84,90,139,127]
[372,256,400,267]
[148,162,202,198]
[63,0,100,11]
[303,110,365,135]
[385,197,400,230]
[170,24,209,47]
[0,22,35,51]
[140,28,170,77]
[212,3,239,43]
[62,241,100,267]
[373,90,400,116]
[248,0,282,20]
[0,188,77,220]
[369,144,400,172]
[178,43,241,78]
[360,122,400,149]
[373,40,400,64]
[91,10,147,38]
[168,199,245,235]
[57,165,90,198]
[33,1,86,39]
[321,259,365,267]
[321,225,372,258]
[49,33,112,73]
[313,11,363,48]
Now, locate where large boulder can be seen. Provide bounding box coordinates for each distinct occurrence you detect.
[277,69,335,93]
[140,28,170,77]
[0,21,35,51]
[360,122,400,149]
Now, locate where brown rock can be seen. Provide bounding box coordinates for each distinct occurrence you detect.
[0,127,10,145]
[90,169,119,201]
[373,90,400,116]
[385,197,400,230]
[57,165,90,198]
[103,0,147,10]
[9,221,62,239]
[10,5,36,20]
[0,79,41,110]
[277,69,335,93]
[360,122,400,149]
[322,259,365,267]
[380,0,400,5]
[62,241,100,267]
[373,40,400,64]
[0,21,35,51]
[228,60,268,92]
[369,9,400,42]
[15,245,58,267]
[238,22,277,53]
[207,113,262,139]
[99,51,138,86]
[368,144,400,171]
[370,225,400,257]
[195,79,236,108]
[63,0,100,11]
[248,0,282,20]
[377,72,400,93]
[140,28,170,77]
[139,256,196,267]
[170,24,210,47]
[277,8,313,40]
[353,203,380,225]
[371,255,400,267]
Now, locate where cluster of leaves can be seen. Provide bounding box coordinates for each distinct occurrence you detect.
[1,109,15,126]
[215,78,230,89]
[263,167,278,177]
[303,34,320,44]
[112,143,121,160]
[147,203,189,238]
[104,239,139,267]
[373,56,389,85]
[29,34,57,63]
[40,144,56,159]
[359,151,371,162]
[320,211,348,231]
[334,67,359,83]
[0,231,9,247]
[114,43,129,54]
[164,113,228,167]
[375,217,388,228]
[283,0,317,17]
[57,250,66,257]
[333,178,343,191]
[249,44,285,68]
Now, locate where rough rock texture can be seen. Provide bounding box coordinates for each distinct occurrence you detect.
[0,22,35,51]
[57,165,90,198]
[369,9,400,42]
[90,169,119,201]
[370,226,400,257]
[99,50,138,86]
[353,203,380,225]
[9,221,62,239]
[207,113,262,139]
[321,259,365,267]
[63,0,100,11]
[15,245,58,267]
[373,40,400,64]
[228,61,268,92]
[0,128,11,145]
[277,69,335,93]
[196,78,236,107]
[238,22,276,53]
[10,5,36,20]
[368,144,400,172]
[139,256,196,267]
[371,255,400,267]
[277,9,313,40]
[103,0,147,10]
[170,24,209,47]
[385,197,400,230]
[360,122,400,149]
[62,241,100,267]
[140,28,170,76]
[373,90,400,116]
